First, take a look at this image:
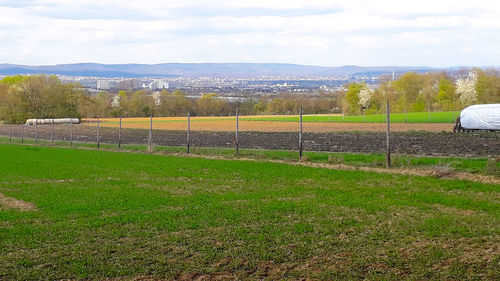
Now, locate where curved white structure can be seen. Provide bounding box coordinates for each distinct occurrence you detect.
[25,118,80,125]
[460,104,500,130]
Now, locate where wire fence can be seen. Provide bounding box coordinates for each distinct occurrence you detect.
[0,110,498,158]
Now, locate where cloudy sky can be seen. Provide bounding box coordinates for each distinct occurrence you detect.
[0,0,499,67]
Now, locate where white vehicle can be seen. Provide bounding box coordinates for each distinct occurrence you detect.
[454,104,500,132]
[25,118,80,125]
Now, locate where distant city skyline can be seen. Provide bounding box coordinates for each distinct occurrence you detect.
[0,0,499,67]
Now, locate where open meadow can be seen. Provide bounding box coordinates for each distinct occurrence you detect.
[0,143,498,280]
[83,111,458,133]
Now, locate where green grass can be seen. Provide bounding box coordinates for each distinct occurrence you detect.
[98,111,460,124]
[240,111,461,123]
[0,144,499,280]
[1,136,498,176]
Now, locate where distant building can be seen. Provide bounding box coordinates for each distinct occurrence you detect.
[117,79,140,90]
[97,80,111,90]
[148,79,169,90]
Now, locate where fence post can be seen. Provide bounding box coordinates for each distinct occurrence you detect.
[97,117,100,149]
[148,115,153,152]
[118,116,122,150]
[70,120,74,147]
[299,106,303,160]
[35,118,38,144]
[187,112,191,154]
[386,101,391,168]
[51,119,54,143]
[235,108,239,157]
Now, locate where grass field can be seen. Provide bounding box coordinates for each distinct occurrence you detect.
[0,144,498,280]
[83,112,457,132]
[240,111,461,123]
[2,136,498,177]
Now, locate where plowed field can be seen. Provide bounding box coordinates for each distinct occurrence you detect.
[83,116,453,132]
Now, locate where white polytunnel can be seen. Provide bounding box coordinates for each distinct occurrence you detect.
[25,118,80,125]
[459,104,500,130]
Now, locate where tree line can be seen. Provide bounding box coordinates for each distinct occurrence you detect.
[0,69,499,124]
[342,69,500,115]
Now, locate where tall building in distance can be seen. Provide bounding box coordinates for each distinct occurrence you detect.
[117,79,140,90]
[96,80,111,90]
[148,79,169,90]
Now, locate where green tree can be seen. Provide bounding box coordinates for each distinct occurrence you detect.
[475,69,500,104]
[128,90,152,117]
[160,90,193,116]
[392,72,424,113]
[0,75,28,86]
[345,83,364,114]
[93,92,113,118]
[437,78,457,110]
[266,98,299,114]
[195,93,226,116]
[0,74,82,123]
[253,98,268,114]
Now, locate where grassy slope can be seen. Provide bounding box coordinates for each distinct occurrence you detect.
[0,144,498,280]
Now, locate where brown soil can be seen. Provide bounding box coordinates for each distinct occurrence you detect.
[0,193,37,211]
[84,118,453,133]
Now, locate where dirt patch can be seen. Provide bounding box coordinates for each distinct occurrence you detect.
[287,161,500,185]
[0,192,37,211]
[178,272,235,281]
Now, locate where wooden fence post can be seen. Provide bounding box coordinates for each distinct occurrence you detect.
[187,112,191,154]
[51,119,54,143]
[235,108,239,156]
[118,116,122,149]
[386,101,391,168]
[97,117,100,149]
[148,115,153,152]
[35,118,38,144]
[70,120,74,147]
[299,106,303,160]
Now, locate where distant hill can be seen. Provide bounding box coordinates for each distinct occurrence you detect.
[0,63,449,78]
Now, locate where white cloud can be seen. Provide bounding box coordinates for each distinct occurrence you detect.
[0,0,499,66]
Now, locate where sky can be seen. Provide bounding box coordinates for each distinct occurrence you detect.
[0,0,499,67]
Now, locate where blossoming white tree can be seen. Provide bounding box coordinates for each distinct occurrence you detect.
[152,91,162,106]
[455,71,478,106]
[358,86,372,108]
[111,95,120,108]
